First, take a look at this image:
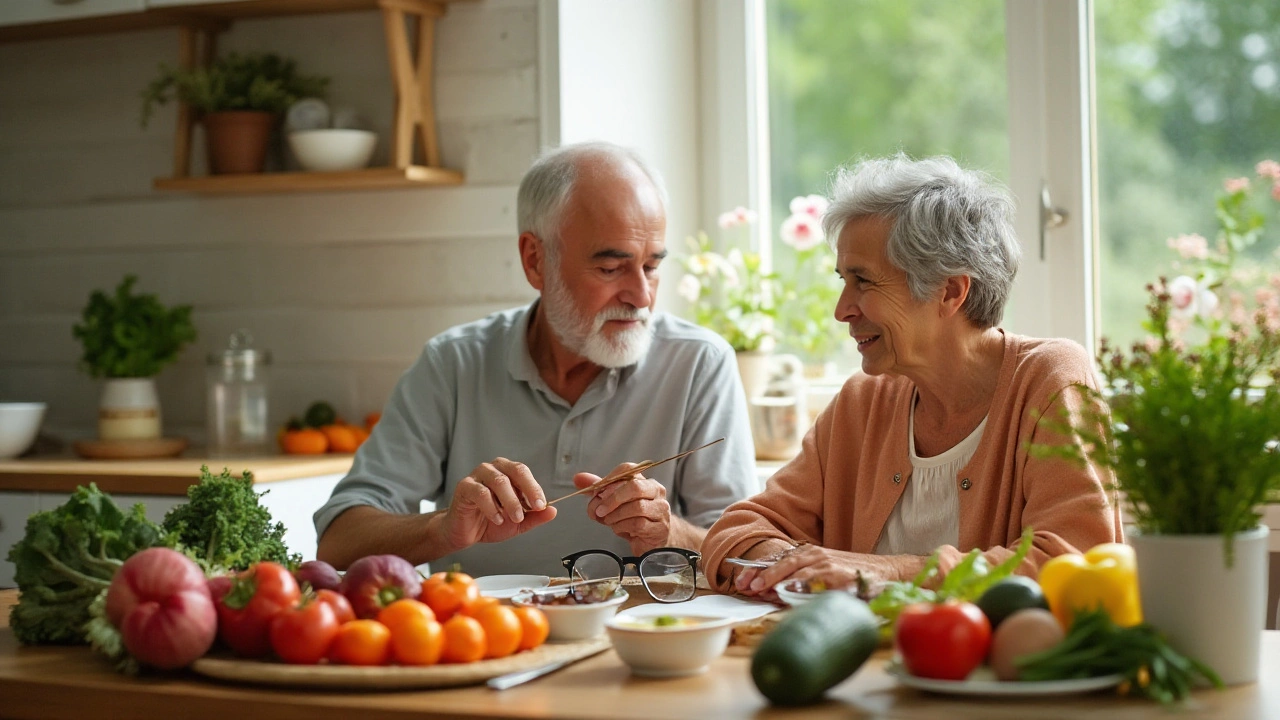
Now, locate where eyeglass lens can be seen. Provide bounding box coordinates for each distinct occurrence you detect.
[570,552,623,582]
[639,551,696,602]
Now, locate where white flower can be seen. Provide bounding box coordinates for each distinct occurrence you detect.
[789,194,829,219]
[780,213,824,250]
[710,253,740,287]
[1168,275,1199,317]
[1198,287,1219,317]
[677,274,701,303]
[686,254,711,274]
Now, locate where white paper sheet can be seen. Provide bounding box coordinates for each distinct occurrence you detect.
[616,594,781,622]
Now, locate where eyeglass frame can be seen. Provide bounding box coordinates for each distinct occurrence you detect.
[561,547,701,603]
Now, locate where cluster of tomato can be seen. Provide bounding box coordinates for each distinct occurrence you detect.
[893,543,1141,682]
[210,561,549,666]
[279,400,382,455]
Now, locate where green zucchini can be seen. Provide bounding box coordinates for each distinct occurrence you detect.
[751,591,881,705]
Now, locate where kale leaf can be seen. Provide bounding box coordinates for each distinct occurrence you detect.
[6,484,166,645]
[161,466,299,572]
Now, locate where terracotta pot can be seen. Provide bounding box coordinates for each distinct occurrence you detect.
[203,110,276,174]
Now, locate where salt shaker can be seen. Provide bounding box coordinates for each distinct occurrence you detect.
[206,329,271,456]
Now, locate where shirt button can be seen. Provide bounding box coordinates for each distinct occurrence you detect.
[892,473,901,484]
[566,418,576,426]
[960,478,972,490]
[562,454,571,464]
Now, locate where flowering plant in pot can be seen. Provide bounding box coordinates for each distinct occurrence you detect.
[140,52,329,174]
[72,275,196,442]
[1041,161,1280,685]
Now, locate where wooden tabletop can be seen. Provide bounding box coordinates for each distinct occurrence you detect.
[0,590,1274,720]
[0,455,354,495]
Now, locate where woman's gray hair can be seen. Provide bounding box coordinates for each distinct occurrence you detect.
[517,141,669,265]
[821,154,1021,328]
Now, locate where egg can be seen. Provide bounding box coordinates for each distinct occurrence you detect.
[988,608,1065,681]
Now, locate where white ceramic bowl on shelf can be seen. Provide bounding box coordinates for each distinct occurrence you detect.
[0,402,46,459]
[605,614,735,677]
[287,129,377,172]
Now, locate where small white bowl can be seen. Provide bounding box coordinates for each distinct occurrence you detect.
[474,574,551,599]
[288,129,377,172]
[511,586,628,641]
[774,579,821,607]
[0,403,46,459]
[606,614,735,677]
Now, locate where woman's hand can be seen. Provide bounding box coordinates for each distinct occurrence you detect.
[733,545,887,602]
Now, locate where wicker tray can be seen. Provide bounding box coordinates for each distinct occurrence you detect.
[190,636,612,690]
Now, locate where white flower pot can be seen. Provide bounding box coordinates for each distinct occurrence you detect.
[1129,525,1269,685]
[98,377,161,440]
[735,350,771,402]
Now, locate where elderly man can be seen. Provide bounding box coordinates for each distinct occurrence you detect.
[315,142,756,577]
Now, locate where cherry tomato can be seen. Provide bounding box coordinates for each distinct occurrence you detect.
[460,595,501,618]
[512,607,549,651]
[420,571,479,622]
[440,614,487,663]
[330,620,392,666]
[315,589,355,625]
[894,601,992,681]
[213,562,302,658]
[378,599,443,666]
[269,597,340,665]
[475,605,522,659]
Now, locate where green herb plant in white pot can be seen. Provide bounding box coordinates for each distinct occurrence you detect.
[72,275,197,442]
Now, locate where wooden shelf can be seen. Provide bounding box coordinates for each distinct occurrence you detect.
[153,164,463,194]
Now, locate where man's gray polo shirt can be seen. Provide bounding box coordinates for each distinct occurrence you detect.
[313,302,757,577]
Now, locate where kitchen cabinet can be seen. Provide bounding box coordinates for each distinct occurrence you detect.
[0,0,472,194]
[0,454,353,588]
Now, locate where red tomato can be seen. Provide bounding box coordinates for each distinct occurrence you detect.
[316,589,355,625]
[269,597,340,665]
[894,601,992,681]
[213,562,302,658]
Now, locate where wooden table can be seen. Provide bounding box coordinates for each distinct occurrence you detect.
[1,590,1275,720]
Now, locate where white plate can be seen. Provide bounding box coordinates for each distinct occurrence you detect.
[886,663,1124,697]
[474,574,551,599]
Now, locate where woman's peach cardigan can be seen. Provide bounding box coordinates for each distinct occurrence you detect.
[703,332,1122,591]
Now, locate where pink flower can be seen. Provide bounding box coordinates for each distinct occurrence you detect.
[1272,181,1280,202]
[1224,177,1251,193]
[788,194,829,220]
[1166,234,1209,260]
[1167,275,1199,317]
[717,206,756,229]
[780,213,824,250]
[1256,159,1280,180]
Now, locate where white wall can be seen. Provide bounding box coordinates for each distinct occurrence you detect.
[0,1,542,442]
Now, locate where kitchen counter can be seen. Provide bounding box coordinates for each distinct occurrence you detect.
[0,454,355,495]
[0,588,1274,720]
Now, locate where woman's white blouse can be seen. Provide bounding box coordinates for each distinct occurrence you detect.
[874,395,988,556]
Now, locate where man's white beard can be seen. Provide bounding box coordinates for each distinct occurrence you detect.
[542,265,653,368]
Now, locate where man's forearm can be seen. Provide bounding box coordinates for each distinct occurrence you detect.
[316,505,458,570]
[666,516,709,552]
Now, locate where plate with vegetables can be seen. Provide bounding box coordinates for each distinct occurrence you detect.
[885,662,1123,697]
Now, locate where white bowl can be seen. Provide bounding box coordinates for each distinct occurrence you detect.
[511,586,628,641]
[774,579,822,607]
[606,613,735,677]
[288,129,377,172]
[473,574,551,599]
[0,403,46,459]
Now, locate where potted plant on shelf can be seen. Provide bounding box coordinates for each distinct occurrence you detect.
[1042,161,1280,685]
[72,275,197,447]
[140,52,329,174]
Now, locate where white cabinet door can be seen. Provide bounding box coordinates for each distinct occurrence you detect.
[0,0,145,27]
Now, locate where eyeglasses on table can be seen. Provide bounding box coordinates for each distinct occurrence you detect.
[561,547,700,603]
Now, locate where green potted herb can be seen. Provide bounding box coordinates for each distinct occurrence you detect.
[1041,164,1280,686]
[140,52,328,174]
[72,275,196,441]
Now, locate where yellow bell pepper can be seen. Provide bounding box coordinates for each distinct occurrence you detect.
[1038,543,1142,629]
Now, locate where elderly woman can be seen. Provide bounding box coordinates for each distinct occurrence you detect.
[704,155,1121,597]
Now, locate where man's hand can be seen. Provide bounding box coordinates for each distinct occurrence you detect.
[440,457,556,552]
[573,463,682,554]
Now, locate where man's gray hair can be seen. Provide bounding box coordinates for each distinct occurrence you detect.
[517,141,670,264]
[821,154,1020,328]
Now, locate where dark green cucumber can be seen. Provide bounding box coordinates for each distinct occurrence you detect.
[751,591,880,705]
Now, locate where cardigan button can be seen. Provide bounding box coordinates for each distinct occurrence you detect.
[960,478,972,490]
[892,473,901,484]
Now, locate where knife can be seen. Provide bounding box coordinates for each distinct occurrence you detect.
[487,645,610,690]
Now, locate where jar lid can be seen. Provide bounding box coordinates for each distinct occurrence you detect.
[208,329,271,367]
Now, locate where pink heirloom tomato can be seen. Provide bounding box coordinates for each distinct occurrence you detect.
[894,601,992,681]
[105,547,218,670]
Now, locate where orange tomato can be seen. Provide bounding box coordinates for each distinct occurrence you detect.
[280,428,328,454]
[420,571,479,622]
[459,595,500,618]
[512,607,549,651]
[349,426,370,449]
[440,614,487,664]
[320,424,359,454]
[475,605,522,659]
[330,620,391,666]
[378,599,443,666]
[365,411,382,430]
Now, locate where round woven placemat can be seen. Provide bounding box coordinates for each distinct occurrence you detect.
[190,635,612,690]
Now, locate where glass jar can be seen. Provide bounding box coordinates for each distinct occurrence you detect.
[206,329,271,456]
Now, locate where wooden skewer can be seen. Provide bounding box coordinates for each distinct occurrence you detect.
[546,437,725,506]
